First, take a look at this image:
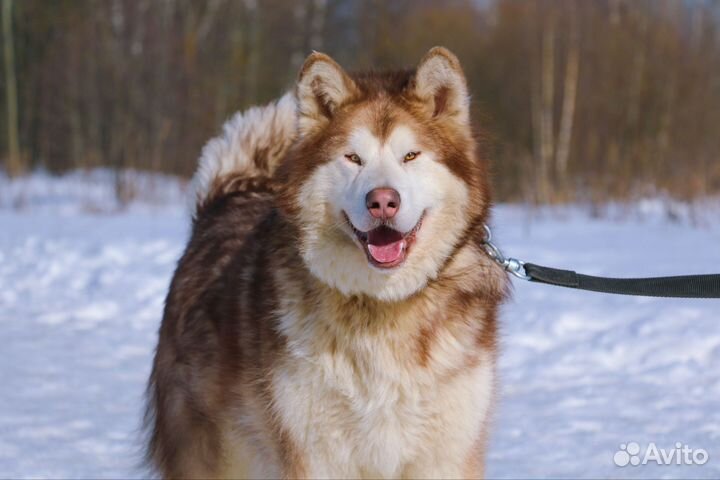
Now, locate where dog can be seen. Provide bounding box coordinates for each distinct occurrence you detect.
[145,46,508,479]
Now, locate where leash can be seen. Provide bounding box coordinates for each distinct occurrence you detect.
[481,225,720,299]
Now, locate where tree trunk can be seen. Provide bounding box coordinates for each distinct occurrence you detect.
[308,0,327,52]
[555,8,580,197]
[243,0,261,104]
[2,0,21,176]
[290,1,309,72]
[538,12,555,203]
[626,7,647,133]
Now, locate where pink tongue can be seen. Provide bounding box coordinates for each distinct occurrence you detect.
[368,240,404,263]
[367,226,405,264]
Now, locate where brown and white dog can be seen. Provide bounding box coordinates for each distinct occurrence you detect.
[145,47,508,479]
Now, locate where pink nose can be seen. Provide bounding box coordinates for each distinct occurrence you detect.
[366,188,401,219]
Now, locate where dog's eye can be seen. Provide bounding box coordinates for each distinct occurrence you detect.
[344,153,362,165]
[404,151,420,162]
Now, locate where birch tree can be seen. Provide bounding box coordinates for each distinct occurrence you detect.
[555,3,579,195]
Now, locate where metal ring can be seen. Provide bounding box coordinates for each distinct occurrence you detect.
[482,240,505,263]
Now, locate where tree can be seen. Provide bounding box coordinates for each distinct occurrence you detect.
[2,0,21,176]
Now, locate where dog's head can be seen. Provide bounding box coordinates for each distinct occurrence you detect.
[277,47,489,302]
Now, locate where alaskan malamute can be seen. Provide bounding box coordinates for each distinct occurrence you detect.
[146,47,508,479]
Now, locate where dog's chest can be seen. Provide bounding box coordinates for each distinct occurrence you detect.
[271,306,494,477]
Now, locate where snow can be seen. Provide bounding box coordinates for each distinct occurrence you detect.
[1,171,718,478]
[0,169,188,215]
[488,207,720,478]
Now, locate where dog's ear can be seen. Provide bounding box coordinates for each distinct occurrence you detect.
[412,47,470,123]
[296,52,357,136]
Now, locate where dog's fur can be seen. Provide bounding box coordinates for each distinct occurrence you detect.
[145,47,508,479]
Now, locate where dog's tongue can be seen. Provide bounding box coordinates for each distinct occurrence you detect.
[367,226,405,264]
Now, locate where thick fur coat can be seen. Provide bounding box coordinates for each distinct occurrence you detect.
[145,47,508,479]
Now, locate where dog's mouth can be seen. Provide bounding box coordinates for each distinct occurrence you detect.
[344,213,424,269]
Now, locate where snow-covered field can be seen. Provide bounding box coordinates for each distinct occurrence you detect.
[1,171,718,478]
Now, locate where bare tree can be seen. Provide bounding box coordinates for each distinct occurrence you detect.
[308,0,327,51]
[555,3,580,195]
[533,4,555,203]
[243,0,261,104]
[2,0,21,176]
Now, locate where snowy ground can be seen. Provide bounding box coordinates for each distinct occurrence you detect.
[1,171,718,478]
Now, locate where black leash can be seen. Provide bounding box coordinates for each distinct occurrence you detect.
[482,225,720,299]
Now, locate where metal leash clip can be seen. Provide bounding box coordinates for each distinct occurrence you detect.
[482,224,531,280]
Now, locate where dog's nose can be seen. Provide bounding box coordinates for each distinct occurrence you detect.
[365,188,401,219]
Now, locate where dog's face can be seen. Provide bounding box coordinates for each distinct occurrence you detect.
[277,48,489,302]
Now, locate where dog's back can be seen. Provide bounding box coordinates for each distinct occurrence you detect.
[145,95,298,478]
